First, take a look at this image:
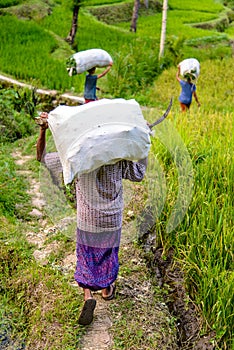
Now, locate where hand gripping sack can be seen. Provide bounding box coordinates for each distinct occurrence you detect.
[179,58,200,80]
[66,49,113,76]
[48,99,151,185]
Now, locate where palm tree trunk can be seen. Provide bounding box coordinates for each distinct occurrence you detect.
[66,1,80,45]
[130,0,140,32]
[159,0,168,59]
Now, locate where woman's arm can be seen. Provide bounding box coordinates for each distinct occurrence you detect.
[176,65,181,82]
[193,91,200,107]
[36,112,48,162]
[97,63,113,79]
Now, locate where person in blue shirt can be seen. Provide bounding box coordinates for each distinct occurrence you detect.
[84,63,112,104]
[176,66,200,112]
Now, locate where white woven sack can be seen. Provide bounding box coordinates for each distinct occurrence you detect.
[72,49,113,74]
[48,99,151,185]
[179,58,200,80]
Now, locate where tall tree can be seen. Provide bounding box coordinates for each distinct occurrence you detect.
[130,0,140,32]
[159,0,168,59]
[66,0,81,45]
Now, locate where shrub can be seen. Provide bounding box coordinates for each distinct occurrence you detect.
[0,86,37,143]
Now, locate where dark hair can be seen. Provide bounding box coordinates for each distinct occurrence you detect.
[88,67,96,74]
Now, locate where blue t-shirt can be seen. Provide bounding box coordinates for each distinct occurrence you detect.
[179,80,196,104]
[84,74,98,100]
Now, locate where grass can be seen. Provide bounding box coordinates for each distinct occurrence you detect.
[0,244,85,349]
[140,57,233,347]
[0,148,31,218]
[116,10,224,38]
[0,0,233,97]
[0,140,86,349]
[0,14,77,91]
[169,0,223,12]
[0,128,89,348]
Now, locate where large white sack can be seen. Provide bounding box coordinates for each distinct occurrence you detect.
[179,58,200,80]
[66,49,113,76]
[48,99,151,185]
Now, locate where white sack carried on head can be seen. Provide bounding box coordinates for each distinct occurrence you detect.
[179,58,200,80]
[48,99,151,185]
[67,49,113,75]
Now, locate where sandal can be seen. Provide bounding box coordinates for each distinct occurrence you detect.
[102,284,116,301]
[78,298,96,326]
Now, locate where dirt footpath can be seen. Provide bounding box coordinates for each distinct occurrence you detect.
[12,149,178,350]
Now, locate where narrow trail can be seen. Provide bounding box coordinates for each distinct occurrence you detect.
[11,150,118,350]
[79,297,113,350]
[12,149,178,350]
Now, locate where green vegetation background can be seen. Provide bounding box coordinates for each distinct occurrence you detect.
[0,0,233,99]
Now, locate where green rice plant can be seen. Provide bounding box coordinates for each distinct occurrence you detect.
[122,11,229,41]
[88,0,162,25]
[38,0,73,37]
[0,14,83,92]
[187,33,230,45]
[1,0,232,98]
[169,0,224,12]
[84,0,129,6]
[76,9,135,52]
[142,58,233,346]
[107,39,161,98]
[146,105,233,347]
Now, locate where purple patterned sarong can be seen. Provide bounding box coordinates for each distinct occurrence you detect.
[74,228,121,290]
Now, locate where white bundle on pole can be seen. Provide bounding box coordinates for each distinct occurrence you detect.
[179,58,200,80]
[66,48,113,76]
[48,99,151,184]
